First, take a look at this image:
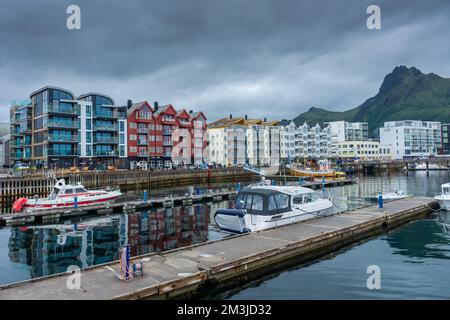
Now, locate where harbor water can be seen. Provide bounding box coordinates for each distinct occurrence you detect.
[0,171,450,299]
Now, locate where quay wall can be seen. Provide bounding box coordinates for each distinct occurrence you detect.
[0,168,257,211]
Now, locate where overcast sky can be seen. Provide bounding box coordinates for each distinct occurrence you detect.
[1,0,450,122]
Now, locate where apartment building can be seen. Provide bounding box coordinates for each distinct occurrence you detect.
[78,93,127,168]
[10,86,127,168]
[332,140,393,160]
[279,120,296,161]
[127,101,207,169]
[380,120,442,159]
[207,116,280,167]
[327,121,369,143]
[440,123,450,155]
[295,122,332,160]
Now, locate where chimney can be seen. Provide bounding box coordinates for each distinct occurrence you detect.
[127,99,132,109]
[245,114,248,120]
[154,101,159,112]
[229,114,233,119]
[189,110,193,114]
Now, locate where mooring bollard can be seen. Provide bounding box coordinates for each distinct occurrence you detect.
[299,177,303,186]
[272,180,276,186]
[378,192,383,208]
[74,196,78,209]
[237,182,241,192]
[143,190,148,203]
[322,176,325,192]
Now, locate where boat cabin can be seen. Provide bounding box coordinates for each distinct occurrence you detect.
[235,187,318,216]
[48,179,88,200]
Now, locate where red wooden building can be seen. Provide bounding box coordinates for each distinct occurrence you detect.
[126,101,207,169]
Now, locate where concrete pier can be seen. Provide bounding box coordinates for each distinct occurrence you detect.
[0,197,437,300]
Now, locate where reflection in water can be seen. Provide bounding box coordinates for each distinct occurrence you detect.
[3,172,450,296]
[386,212,450,261]
[6,204,214,280]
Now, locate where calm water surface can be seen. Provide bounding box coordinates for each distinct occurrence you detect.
[1,171,450,299]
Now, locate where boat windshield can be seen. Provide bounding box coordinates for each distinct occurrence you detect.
[443,187,450,194]
[293,192,318,204]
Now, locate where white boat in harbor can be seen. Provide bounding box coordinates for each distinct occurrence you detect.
[373,190,408,201]
[13,179,122,213]
[214,184,334,233]
[435,183,450,210]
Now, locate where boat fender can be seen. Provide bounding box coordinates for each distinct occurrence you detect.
[214,209,246,218]
[12,198,28,213]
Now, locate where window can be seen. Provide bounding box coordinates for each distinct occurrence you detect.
[245,195,253,210]
[274,193,289,209]
[268,195,277,210]
[251,195,264,211]
[293,196,303,205]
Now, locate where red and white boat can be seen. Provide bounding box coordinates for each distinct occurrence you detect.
[13,179,122,213]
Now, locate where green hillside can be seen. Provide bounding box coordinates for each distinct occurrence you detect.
[293,66,450,135]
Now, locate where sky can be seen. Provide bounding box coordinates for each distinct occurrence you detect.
[1,0,450,122]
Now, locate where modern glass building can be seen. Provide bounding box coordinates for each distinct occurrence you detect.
[78,93,127,168]
[10,87,127,168]
[10,100,33,165]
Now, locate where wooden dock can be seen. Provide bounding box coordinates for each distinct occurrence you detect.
[0,189,237,227]
[0,179,356,227]
[0,197,438,300]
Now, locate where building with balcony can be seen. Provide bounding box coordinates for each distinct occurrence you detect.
[379,120,442,159]
[326,121,369,143]
[126,101,207,169]
[279,120,296,162]
[439,123,450,155]
[10,100,33,165]
[295,122,332,160]
[78,93,127,168]
[10,87,127,168]
[207,115,280,167]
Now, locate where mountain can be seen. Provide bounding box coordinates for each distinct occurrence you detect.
[293,66,450,135]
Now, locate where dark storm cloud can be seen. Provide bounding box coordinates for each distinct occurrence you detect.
[1,0,450,121]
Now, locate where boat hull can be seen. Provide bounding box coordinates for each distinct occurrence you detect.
[22,191,121,212]
[436,197,450,211]
[287,166,345,178]
[214,201,334,233]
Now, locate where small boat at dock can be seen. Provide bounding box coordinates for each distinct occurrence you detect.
[435,183,450,210]
[286,164,345,178]
[12,179,122,213]
[214,182,334,233]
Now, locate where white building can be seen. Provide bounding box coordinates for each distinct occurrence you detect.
[332,140,393,160]
[279,120,296,161]
[295,122,332,159]
[327,121,369,143]
[379,120,442,159]
[207,116,280,167]
[0,134,10,168]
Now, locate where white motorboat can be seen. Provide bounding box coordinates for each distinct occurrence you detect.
[13,179,122,213]
[214,184,334,233]
[373,190,408,201]
[435,183,450,210]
